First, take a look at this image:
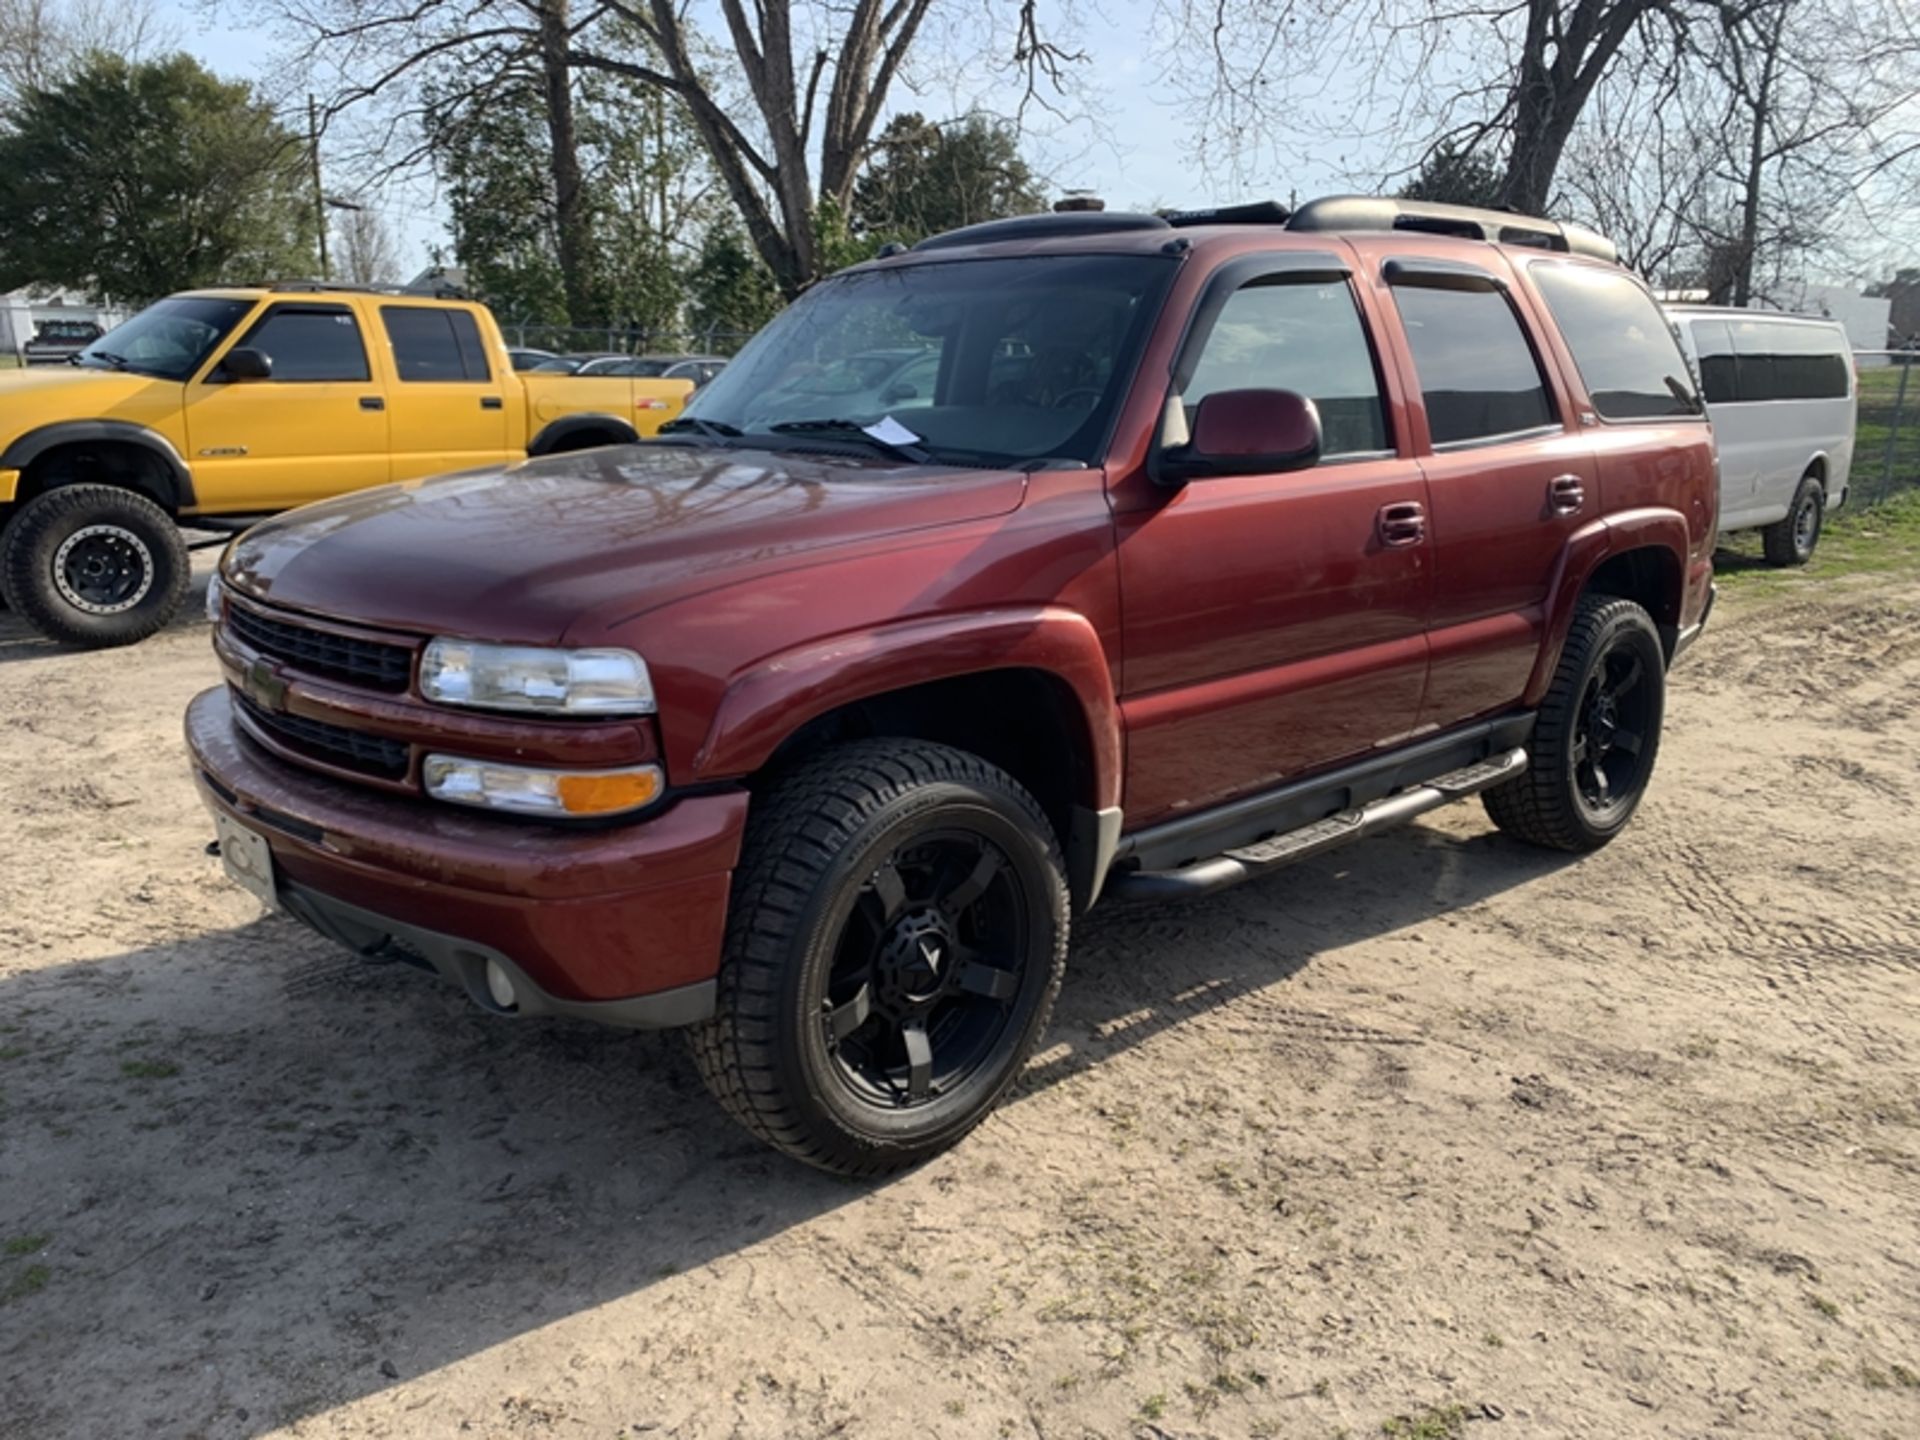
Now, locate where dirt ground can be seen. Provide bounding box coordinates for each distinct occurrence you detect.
[2,555,1917,1440]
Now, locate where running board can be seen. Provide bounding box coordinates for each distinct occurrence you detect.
[1104,747,1528,903]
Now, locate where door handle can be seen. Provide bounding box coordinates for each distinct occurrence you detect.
[480,396,504,411]
[1548,474,1585,515]
[1377,500,1427,548]
[358,396,385,411]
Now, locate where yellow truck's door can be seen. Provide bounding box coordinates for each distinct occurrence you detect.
[183,301,390,511]
[376,304,514,480]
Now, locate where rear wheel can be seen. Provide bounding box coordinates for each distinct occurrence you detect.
[0,485,191,648]
[1484,593,1665,852]
[1762,475,1823,566]
[689,739,1068,1176]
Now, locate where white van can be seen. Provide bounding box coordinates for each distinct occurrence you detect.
[1666,307,1856,565]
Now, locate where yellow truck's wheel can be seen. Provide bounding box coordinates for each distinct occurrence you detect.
[0,485,191,649]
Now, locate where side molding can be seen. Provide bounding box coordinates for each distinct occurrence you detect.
[695,606,1125,812]
[0,420,195,507]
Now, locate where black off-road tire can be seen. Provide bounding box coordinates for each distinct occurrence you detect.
[688,739,1069,1177]
[0,485,191,648]
[1483,593,1666,852]
[1761,475,1823,567]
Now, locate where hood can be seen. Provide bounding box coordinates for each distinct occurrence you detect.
[0,365,172,410]
[224,443,1029,644]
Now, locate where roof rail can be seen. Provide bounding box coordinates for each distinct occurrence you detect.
[246,279,472,299]
[1286,196,1618,264]
[1161,199,1292,229]
[912,210,1169,253]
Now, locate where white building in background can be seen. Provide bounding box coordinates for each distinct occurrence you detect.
[0,287,129,361]
[1762,283,1894,357]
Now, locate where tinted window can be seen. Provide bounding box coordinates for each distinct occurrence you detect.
[1732,320,1849,401]
[1530,265,1697,419]
[1690,319,1739,404]
[238,307,370,382]
[382,307,492,382]
[1183,277,1389,456]
[1392,282,1555,445]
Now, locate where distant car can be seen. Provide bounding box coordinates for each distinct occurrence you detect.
[505,348,556,372]
[527,353,626,374]
[23,318,104,366]
[749,346,938,426]
[1667,306,1856,566]
[575,354,729,387]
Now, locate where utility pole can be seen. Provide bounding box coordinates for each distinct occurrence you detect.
[308,95,330,281]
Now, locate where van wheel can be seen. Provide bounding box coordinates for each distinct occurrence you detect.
[1484,593,1665,852]
[0,485,191,648]
[1762,476,1823,566]
[689,739,1069,1176]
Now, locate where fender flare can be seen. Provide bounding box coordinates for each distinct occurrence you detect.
[1524,506,1690,705]
[526,413,641,457]
[0,421,194,508]
[693,605,1124,811]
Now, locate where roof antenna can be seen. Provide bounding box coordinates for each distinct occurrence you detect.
[1054,192,1106,213]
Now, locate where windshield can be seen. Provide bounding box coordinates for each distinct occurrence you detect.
[75,296,256,380]
[680,254,1177,466]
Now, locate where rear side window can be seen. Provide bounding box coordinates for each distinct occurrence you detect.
[1530,264,1699,419]
[382,307,493,382]
[1690,319,1739,404]
[239,306,370,382]
[1390,281,1555,446]
[1732,320,1850,402]
[1182,276,1390,457]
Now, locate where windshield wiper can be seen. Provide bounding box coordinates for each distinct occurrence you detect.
[657,416,744,440]
[76,350,129,370]
[766,418,931,464]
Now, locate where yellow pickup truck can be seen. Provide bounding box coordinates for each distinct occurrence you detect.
[0,286,693,647]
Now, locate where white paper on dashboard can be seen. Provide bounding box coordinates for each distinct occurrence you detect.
[864,416,923,446]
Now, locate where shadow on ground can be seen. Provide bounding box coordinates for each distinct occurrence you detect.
[0,819,1573,1436]
[0,565,217,664]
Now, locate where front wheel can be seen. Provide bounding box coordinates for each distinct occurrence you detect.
[689,740,1069,1176]
[1484,593,1666,852]
[0,485,191,648]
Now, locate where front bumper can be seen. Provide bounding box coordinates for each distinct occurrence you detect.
[187,686,749,1025]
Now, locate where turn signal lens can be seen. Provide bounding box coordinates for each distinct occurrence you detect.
[422,755,664,818]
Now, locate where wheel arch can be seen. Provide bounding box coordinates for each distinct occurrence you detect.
[527,414,641,456]
[0,422,194,511]
[695,608,1124,908]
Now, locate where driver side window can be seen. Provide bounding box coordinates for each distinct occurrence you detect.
[1178,277,1390,458]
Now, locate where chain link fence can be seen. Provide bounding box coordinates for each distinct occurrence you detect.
[499,325,759,358]
[1853,353,1920,508]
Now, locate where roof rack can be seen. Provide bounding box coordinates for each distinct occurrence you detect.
[1285,196,1618,263]
[245,279,472,299]
[1161,199,1292,228]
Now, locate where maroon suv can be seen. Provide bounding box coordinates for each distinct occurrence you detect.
[189,196,1716,1175]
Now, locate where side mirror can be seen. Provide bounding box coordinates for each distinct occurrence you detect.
[882,381,918,403]
[221,347,273,382]
[1157,387,1322,485]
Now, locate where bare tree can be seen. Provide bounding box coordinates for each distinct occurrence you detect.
[334,204,402,286]
[0,0,172,110]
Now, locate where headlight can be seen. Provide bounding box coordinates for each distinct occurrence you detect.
[423,755,664,818]
[419,639,655,716]
[205,572,225,624]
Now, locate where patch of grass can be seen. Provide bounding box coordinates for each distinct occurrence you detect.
[2,1265,50,1304]
[1680,1034,1720,1061]
[1482,1331,1505,1348]
[4,1235,49,1257]
[0,1046,26,1061]
[1811,1294,1840,1319]
[942,1399,966,1417]
[1381,1404,1468,1439]
[1716,489,1920,599]
[120,1059,179,1080]
[1138,1393,1168,1421]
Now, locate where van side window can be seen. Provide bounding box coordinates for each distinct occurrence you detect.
[382,307,493,383]
[1390,281,1554,446]
[1732,321,1849,402]
[1691,320,1739,404]
[237,306,370,383]
[1182,276,1389,457]
[1530,264,1699,419]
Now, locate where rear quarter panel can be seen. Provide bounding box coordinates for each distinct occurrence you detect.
[520,373,694,438]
